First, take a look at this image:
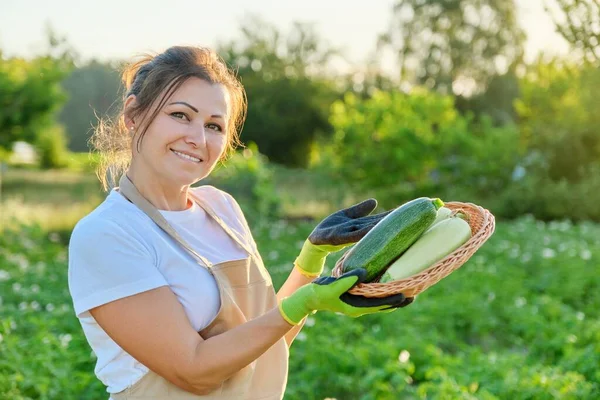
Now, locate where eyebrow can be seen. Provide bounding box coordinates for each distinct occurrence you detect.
[168,101,224,119]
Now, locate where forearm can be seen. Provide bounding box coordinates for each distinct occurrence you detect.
[277,267,315,346]
[186,307,294,392]
[182,270,312,392]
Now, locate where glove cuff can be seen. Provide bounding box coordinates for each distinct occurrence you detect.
[294,260,322,278]
[279,297,309,326]
[294,240,327,277]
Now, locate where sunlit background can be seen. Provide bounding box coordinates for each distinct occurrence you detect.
[1,0,599,398]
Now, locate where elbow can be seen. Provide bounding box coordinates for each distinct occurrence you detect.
[175,364,224,396]
[187,383,223,396]
[175,373,223,396]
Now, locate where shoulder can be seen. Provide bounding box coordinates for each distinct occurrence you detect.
[69,191,156,257]
[191,185,245,217]
[191,184,235,203]
[191,185,256,247]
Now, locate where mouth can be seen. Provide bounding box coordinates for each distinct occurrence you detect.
[171,149,203,163]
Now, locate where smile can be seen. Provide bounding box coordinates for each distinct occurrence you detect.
[171,149,202,163]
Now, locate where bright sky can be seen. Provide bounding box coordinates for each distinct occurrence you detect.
[1,0,569,71]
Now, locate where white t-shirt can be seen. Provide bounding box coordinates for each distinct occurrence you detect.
[68,185,257,397]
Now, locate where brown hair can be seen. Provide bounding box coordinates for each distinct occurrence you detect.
[90,45,247,191]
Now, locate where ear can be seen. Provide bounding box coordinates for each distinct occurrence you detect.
[123,95,137,128]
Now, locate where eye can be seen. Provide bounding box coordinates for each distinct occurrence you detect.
[206,123,224,132]
[170,112,190,121]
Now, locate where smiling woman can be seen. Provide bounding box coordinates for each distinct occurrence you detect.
[90,47,246,197]
[68,45,411,400]
[123,78,231,207]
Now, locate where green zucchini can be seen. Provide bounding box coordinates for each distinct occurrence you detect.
[341,197,444,282]
[380,212,472,282]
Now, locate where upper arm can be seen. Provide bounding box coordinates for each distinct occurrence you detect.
[89,286,208,394]
[68,218,212,394]
[68,217,166,318]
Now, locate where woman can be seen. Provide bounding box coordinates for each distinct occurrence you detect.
[68,45,412,400]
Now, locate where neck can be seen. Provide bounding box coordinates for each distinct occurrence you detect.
[126,164,190,211]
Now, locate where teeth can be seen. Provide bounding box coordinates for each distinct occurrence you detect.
[172,150,201,163]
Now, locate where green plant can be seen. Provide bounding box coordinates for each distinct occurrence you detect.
[1,169,599,399]
[35,125,69,169]
[201,143,282,223]
[314,89,522,211]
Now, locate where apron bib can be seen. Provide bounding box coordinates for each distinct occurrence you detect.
[111,175,289,399]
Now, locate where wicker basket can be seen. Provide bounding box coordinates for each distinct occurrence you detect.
[331,201,496,298]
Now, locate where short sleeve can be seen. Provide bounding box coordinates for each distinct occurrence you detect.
[68,217,169,318]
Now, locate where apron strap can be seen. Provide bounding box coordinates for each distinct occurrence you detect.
[187,190,256,257]
[116,174,214,269]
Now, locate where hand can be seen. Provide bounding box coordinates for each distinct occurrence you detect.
[294,199,392,277]
[278,268,410,325]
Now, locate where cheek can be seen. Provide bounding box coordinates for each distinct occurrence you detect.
[146,120,179,152]
[211,135,228,154]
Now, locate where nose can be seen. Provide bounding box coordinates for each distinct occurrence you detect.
[185,124,207,148]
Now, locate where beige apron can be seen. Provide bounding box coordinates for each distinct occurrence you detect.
[112,175,289,400]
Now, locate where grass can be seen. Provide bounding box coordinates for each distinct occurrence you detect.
[268,163,385,220]
[0,168,104,239]
[1,212,599,399]
[1,165,598,399]
[0,164,353,237]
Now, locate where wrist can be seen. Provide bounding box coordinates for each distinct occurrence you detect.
[294,240,328,277]
[279,285,315,325]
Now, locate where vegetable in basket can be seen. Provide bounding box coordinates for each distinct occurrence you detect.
[380,211,472,282]
[431,206,452,225]
[339,197,444,282]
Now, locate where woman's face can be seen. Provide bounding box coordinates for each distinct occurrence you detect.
[130,77,229,187]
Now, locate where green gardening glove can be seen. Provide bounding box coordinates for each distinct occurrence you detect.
[279,268,409,325]
[294,199,393,277]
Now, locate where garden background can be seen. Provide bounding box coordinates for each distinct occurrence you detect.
[1,1,599,398]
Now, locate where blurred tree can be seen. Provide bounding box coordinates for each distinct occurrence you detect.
[218,16,341,167]
[379,0,525,96]
[0,25,73,161]
[545,0,600,64]
[313,88,519,207]
[515,58,600,182]
[59,60,122,152]
[336,56,400,100]
[455,71,521,125]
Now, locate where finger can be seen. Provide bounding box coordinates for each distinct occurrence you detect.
[330,229,370,245]
[379,296,415,310]
[350,225,375,240]
[345,304,399,316]
[339,292,406,308]
[348,221,388,242]
[348,211,395,236]
[326,220,379,244]
[357,209,394,223]
[343,199,378,219]
[328,268,368,292]
[339,268,368,283]
[398,296,415,308]
[312,276,337,286]
[319,222,364,245]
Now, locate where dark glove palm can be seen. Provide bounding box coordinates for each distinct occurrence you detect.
[294,199,394,277]
[310,199,414,308]
[308,198,392,247]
